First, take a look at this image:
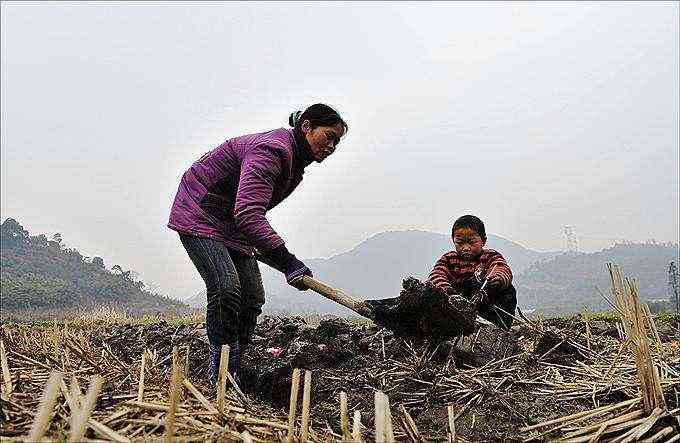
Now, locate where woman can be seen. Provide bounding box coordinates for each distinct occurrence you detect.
[168,104,348,384]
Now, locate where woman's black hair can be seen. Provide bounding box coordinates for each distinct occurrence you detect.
[289,103,348,137]
[452,215,486,239]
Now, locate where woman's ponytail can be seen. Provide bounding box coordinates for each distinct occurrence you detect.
[289,110,303,127]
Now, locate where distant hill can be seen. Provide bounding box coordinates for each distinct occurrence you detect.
[186,233,678,317]
[515,243,679,315]
[187,230,558,314]
[183,290,205,309]
[1,218,189,316]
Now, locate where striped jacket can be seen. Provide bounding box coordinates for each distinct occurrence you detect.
[427,249,513,295]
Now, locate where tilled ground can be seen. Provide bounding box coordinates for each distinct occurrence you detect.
[239,315,680,440]
[1,313,679,441]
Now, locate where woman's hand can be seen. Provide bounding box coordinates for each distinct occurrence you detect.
[285,260,313,291]
[256,244,313,291]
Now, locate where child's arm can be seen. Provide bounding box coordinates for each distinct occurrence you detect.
[427,254,455,295]
[484,251,513,289]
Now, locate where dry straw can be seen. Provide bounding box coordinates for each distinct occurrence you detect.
[520,264,676,442]
[608,264,666,414]
[3,270,677,442]
[287,367,301,443]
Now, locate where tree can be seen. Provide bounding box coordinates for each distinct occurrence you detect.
[1,218,29,247]
[32,234,49,247]
[51,233,63,248]
[1,221,187,314]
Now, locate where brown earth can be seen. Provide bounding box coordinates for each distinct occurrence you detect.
[1,313,679,441]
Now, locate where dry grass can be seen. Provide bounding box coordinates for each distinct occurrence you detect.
[1,264,679,442]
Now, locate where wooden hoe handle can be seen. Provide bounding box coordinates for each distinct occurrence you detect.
[301,276,375,319]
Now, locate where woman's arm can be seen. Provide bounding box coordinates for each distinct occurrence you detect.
[233,145,312,289]
[233,145,285,251]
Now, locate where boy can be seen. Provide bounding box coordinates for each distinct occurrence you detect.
[428,215,517,330]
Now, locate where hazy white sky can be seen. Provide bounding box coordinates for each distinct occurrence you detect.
[2,1,678,297]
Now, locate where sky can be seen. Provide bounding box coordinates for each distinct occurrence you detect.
[2,1,678,298]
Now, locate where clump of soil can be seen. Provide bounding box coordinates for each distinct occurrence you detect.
[370,277,477,339]
[239,317,372,405]
[534,330,579,359]
[586,320,620,339]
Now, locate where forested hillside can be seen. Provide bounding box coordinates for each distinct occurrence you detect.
[0,218,188,315]
[515,242,679,315]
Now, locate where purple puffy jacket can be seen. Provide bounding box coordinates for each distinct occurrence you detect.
[168,128,311,255]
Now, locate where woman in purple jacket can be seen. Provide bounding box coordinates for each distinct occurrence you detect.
[168,104,347,384]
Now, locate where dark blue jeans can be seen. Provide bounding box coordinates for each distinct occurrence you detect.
[179,234,265,348]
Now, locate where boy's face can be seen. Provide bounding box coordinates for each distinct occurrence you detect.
[452,227,486,260]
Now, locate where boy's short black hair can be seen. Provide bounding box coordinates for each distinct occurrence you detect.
[452,215,486,238]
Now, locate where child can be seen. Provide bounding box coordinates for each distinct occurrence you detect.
[428,215,517,330]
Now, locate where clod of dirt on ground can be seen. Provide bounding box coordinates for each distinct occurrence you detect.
[533,330,580,359]
[371,277,477,339]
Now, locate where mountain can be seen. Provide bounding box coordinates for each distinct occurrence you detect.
[1,218,189,316]
[190,230,558,315]
[183,290,205,309]
[515,242,679,315]
[188,231,677,316]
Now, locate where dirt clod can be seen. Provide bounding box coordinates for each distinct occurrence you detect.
[371,277,477,339]
[534,330,579,358]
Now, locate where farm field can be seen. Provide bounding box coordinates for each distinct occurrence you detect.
[1,309,679,442]
[2,3,678,442]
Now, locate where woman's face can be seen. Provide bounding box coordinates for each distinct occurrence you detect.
[301,121,345,163]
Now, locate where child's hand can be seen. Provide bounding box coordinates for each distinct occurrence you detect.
[470,288,488,306]
[462,276,482,292]
[443,286,457,297]
[486,275,504,290]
